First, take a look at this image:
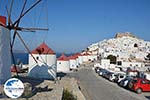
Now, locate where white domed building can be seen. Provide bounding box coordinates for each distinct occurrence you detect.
[28,42,56,80]
[57,54,70,73]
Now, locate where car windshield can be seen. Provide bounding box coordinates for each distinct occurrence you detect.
[132,79,137,83]
[120,76,124,78]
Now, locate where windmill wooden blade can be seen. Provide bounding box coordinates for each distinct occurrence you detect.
[11,0,27,48]
[11,30,17,49]
[20,0,27,17]
[14,0,27,27]
[6,6,13,25]
[10,43,18,76]
[13,0,42,26]
[15,31,38,63]
[17,27,49,31]
[20,30,36,32]
[8,0,14,26]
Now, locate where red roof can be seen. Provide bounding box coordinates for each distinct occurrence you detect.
[31,42,55,54]
[11,66,20,73]
[68,55,76,60]
[0,16,6,26]
[74,53,81,57]
[82,52,90,56]
[57,53,69,61]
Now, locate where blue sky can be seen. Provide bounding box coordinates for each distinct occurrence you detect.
[0,0,150,53]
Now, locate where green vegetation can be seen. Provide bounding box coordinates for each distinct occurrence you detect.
[62,89,77,100]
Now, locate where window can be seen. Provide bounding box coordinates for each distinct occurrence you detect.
[141,80,148,84]
[120,76,124,78]
[36,56,39,60]
[117,61,122,65]
[130,64,132,66]
[136,64,138,67]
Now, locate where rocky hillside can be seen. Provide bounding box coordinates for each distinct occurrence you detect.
[87,32,150,61]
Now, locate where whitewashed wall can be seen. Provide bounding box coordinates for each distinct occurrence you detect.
[122,62,144,68]
[101,59,110,68]
[28,54,56,79]
[78,56,83,64]
[0,26,11,84]
[57,61,70,73]
[69,59,77,69]
[82,56,89,62]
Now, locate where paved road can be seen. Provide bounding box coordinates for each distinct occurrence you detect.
[67,67,150,100]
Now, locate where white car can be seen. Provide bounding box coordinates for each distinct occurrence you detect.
[117,74,126,83]
[109,73,117,82]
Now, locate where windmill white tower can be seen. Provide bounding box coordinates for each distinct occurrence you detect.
[0,16,11,84]
[0,0,48,84]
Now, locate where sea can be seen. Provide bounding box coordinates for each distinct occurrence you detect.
[13,53,73,64]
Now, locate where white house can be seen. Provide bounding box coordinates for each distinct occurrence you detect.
[88,54,97,61]
[101,59,110,69]
[57,54,70,73]
[120,61,144,68]
[82,53,90,62]
[69,55,77,70]
[73,53,81,67]
[0,16,11,84]
[78,53,83,65]
[28,42,56,80]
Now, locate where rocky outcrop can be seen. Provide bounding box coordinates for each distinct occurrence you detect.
[115,32,137,38]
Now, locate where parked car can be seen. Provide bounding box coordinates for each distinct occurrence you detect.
[105,72,114,80]
[128,78,150,94]
[115,73,126,83]
[119,76,134,88]
[109,73,118,82]
[98,69,107,76]
[102,70,110,78]
[95,67,101,73]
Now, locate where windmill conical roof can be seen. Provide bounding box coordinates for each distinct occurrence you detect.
[57,53,69,61]
[31,42,55,54]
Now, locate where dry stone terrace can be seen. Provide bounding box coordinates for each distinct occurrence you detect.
[0,75,85,100]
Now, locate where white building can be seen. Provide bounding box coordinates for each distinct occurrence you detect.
[73,53,81,67]
[28,43,56,79]
[57,54,70,73]
[78,54,83,65]
[88,54,97,61]
[82,53,89,63]
[69,55,77,70]
[120,61,144,68]
[0,16,11,84]
[101,59,110,69]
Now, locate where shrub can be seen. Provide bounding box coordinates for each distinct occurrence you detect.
[62,89,77,100]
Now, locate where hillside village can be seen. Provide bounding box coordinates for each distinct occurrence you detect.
[86,32,150,71]
[18,32,150,79]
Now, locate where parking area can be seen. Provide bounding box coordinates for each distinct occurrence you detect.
[94,67,150,100]
[67,66,150,100]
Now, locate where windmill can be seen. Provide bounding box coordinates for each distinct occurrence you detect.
[0,0,48,84]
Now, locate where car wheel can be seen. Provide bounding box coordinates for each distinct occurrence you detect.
[136,88,142,94]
